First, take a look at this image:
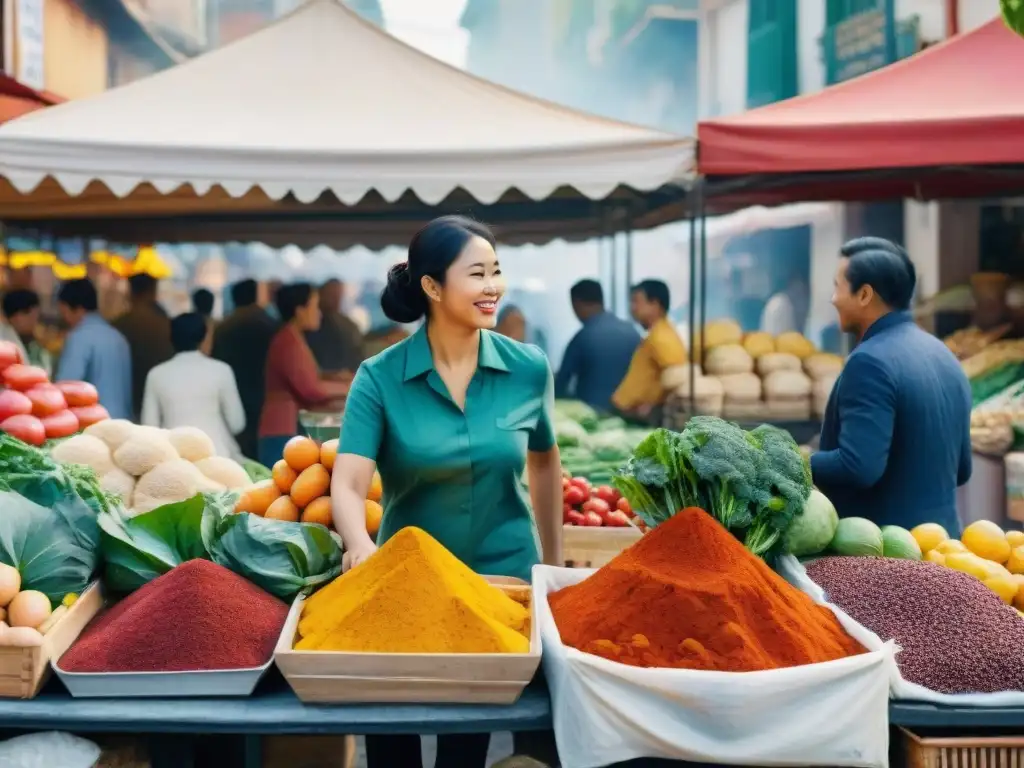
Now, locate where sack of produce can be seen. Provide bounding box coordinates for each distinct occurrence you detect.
[804,352,844,380]
[702,318,742,350]
[775,331,816,359]
[718,372,761,402]
[660,364,703,394]
[741,331,774,359]
[756,352,802,376]
[971,423,1014,456]
[704,344,754,376]
[764,398,812,421]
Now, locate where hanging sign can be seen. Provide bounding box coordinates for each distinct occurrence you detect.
[824,7,894,84]
[14,0,44,91]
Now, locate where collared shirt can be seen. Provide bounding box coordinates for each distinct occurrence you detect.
[811,311,972,535]
[142,351,246,461]
[555,311,641,412]
[612,317,688,411]
[340,325,556,581]
[305,310,365,373]
[56,313,132,420]
[259,325,331,437]
[111,302,175,420]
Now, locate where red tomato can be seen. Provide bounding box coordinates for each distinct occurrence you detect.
[0,389,32,422]
[70,404,109,429]
[562,503,573,523]
[564,485,586,507]
[566,509,586,527]
[1,364,49,392]
[570,476,591,492]
[0,414,45,446]
[605,510,631,528]
[616,497,634,517]
[583,498,612,523]
[41,409,80,439]
[582,510,604,527]
[0,341,22,372]
[594,485,621,507]
[55,380,99,408]
[25,385,67,417]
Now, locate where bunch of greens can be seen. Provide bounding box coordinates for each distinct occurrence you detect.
[612,417,812,560]
[0,433,119,515]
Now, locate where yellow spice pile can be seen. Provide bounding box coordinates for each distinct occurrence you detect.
[296,527,530,653]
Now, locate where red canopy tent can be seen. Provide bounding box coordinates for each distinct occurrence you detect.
[696,19,1024,209]
[0,74,62,124]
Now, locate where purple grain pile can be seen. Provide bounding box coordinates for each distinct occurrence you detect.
[805,556,1024,694]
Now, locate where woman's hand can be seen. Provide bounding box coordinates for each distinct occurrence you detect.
[342,537,378,572]
[331,452,381,572]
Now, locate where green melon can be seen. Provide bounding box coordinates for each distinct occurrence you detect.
[830,517,884,557]
[881,525,923,560]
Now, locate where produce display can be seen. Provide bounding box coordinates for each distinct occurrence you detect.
[958,340,1024,455]
[805,557,1024,694]
[295,526,530,654]
[554,400,650,485]
[550,507,864,670]
[235,435,383,538]
[60,559,288,673]
[0,561,79,649]
[562,475,636,529]
[0,340,108,445]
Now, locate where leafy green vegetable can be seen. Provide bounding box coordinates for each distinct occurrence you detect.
[0,490,100,604]
[553,399,600,432]
[241,459,273,484]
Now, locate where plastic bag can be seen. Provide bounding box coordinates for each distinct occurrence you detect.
[781,555,1024,707]
[0,731,100,768]
[534,563,894,768]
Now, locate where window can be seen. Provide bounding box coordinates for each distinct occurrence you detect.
[746,0,798,108]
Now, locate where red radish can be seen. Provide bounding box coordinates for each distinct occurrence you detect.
[1,364,48,392]
[616,497,634,517]
[69,404,109,429]
[0,414,45,446]
[54,381,99,408]
[564,485,586,507]
[25,385,66,417]
[0,341,21,372]
[41,409,79,439]
[0,389,32,422]
[582,510,603,527]
[566,509,586,527]
[605,510,631,527]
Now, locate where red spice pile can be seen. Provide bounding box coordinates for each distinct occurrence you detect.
[60,559,289,673]
[549,507,865,671]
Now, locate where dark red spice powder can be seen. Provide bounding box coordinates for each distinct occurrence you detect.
[60,559,289,673]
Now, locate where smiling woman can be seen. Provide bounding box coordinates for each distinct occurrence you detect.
[329,215,562,768]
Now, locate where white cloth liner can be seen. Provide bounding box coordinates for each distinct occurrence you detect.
[534,563,895,768]
[780,555,1024,707]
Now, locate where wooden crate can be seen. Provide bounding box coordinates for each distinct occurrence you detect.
[263,735,355,768]
[901,727,1024,768]
[0,581,102,699]
[562,524,643,568]
[274,577,540,704]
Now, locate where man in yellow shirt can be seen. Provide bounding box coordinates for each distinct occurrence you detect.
[612,280,687,419]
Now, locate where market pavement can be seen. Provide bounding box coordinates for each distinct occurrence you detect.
[353,732,513,766]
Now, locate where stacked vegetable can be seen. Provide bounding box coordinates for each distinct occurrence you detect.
[0,341,108,445]
[562,476,636,529]
[235,435,383,539]
[51,421,251,516]
[612,416,812,560]
[0,563,79,649]
[554,400,651,485]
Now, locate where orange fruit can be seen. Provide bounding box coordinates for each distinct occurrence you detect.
[302,496,333,528]
[283,436,320,472]
[272,459,298,493]
[291,463,331,508]
[265,495,300,522]
[234,479,281,516]
[367,471,382,503]
[365,499,383,538]
[320,439,338,472]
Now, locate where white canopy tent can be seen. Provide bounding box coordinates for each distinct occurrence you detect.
[0,0,693,249]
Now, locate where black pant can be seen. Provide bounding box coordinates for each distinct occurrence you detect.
[365,733,491,768]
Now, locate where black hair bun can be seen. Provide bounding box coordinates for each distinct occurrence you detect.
[380,262,427,324]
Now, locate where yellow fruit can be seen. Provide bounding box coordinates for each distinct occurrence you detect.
[935,539,968,555]
[365,499,383,538]
[945,552,990,581]
[1007,530,1024,548]
[1008,545,1024,575]
[1012,575,1024,610]
[982,560,1012,580]
[367,471,383,503]
[924,549,946,566]
[911,523,949,554]
[985,574,1019,604]
[963,520,1012,563]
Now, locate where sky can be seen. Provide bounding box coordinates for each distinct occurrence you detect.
[379,0,469,68]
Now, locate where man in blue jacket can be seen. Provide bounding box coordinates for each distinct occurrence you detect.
[812,237,972,535]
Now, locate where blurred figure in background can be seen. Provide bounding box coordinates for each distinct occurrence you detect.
[557,280,640,412]
[213,279,279,461]
[612,280,687,422]
[0,289,52,375]
[761,267,810,336]
[192,287,215,319]
[495,305,526,342]
[112,274,174,421]
[143,313,245,461]
[259,283,350,467]
[305,279,364,377]
[56,279,132,419]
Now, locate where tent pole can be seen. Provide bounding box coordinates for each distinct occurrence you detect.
[699,182,708,372]
[687,187,698,419]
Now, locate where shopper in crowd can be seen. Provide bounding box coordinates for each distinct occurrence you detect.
[112,274,174,421]
[495,304,527,343]
[330,215,562,768]
[812,237,972,535]
[0,289,52,375]
[142,313,246,461]
[212,279,279,460]
[305,278,364,376]
[556,279,641,412]
[612,279,687,422]
[56,279,132,420]
[761,266,810,336]
[192,287,214,319]
[258,283,350,467]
